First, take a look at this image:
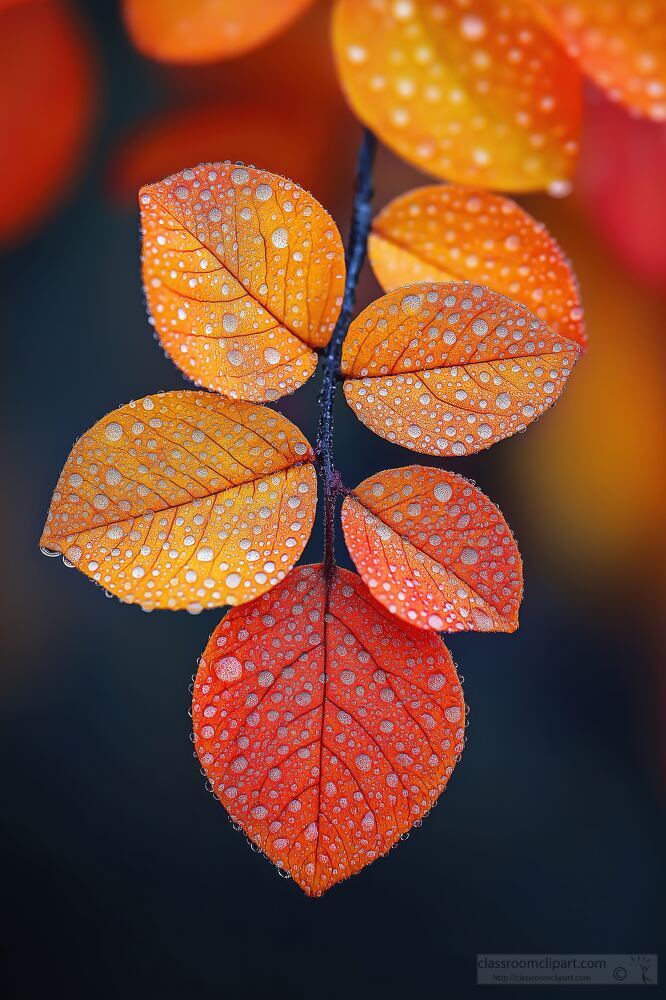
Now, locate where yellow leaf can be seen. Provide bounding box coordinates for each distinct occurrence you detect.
[40,391,317,611]
[140,162,345,401]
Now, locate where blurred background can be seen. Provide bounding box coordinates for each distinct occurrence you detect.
[1,1,664,997]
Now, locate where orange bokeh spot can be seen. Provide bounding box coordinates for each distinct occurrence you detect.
[343,465,522,632]
[369,184,586,348]
[123,0,315,63]
[0,0,95,246]
[193,563,465,895]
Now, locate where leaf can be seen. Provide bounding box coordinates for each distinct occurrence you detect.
[193,563,464,896]
[0,0,95,246]
[341,281,581,457]
[533,0,666,122]
[332,0,582,191]
[123,0,315,63]
[40,391,317,612]
[369,184,586,349]
[140,162,345,402]
[342,466,522,632]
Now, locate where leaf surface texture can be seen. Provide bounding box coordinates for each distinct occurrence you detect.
[193,564,464,895]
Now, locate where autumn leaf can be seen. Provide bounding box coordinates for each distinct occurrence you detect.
[193,563,464,896]
[341,281,580,457]
[0,0,96,246]
[40,391,317,612]
[342,466,522,632]
[123,0,315,63]
[369,184,586,349]
[333,0,582,191]
[533,0,666,122]
[140,162,345,402]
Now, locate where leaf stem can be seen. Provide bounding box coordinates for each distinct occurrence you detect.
[316,128,377,572]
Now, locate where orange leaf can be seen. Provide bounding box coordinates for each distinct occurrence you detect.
[510,192,666,582]
[341,281,580,456]
[333,0,582,191]
[0,0,96,246]
[369,184,586,349]
[533,0,666,122]
[193,563,464,895]
[40,391,317,612]
[123,0,315,63]
[342,466,522,632]
[140,163,345,402]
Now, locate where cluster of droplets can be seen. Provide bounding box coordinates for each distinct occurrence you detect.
[342,280,580,456]
[40,391,316,612]
[369,184,586,347]
[335,0,580,189]
[342,465,522,631]
[140,161,345,402]
[192,565,464,896]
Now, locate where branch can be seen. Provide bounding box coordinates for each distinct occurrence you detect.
[316,128,377,572]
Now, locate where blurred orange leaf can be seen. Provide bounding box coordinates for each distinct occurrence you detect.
[342,465,522,632]
[108,97,353,210]
[140,163,345,401]
[193,563,464,896]
[0,0,95,246]
[341,281,580,456]
[369,184,586,348]
[123,0,315,63]
[333,0,582,191]
[533,0,666,121]
[40,391,317,612]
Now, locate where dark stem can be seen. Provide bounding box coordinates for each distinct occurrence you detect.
[316,128,377,573]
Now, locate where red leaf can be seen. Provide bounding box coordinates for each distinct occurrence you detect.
[193,564,464,895]
[342,466,522,632]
